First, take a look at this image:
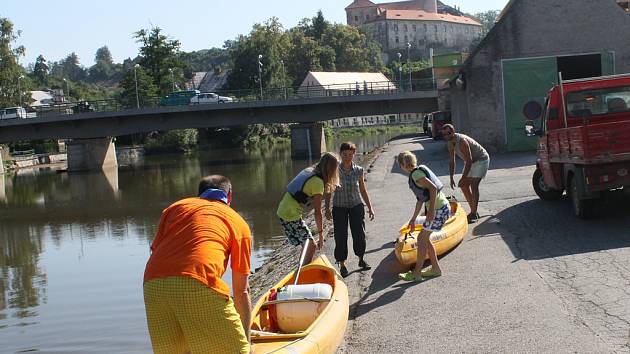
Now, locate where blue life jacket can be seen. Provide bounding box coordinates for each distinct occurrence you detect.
[287,168,322,206]
[408,165,443,202]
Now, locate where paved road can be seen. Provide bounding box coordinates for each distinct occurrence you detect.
[336,136,630,353]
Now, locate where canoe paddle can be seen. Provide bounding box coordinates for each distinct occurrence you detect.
[293,235,318,285]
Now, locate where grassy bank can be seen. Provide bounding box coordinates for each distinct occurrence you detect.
[326,124,421,139]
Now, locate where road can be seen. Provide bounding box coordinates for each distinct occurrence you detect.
[337,136,630,353]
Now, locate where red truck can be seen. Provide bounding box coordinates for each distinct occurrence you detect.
[528,73,630,218]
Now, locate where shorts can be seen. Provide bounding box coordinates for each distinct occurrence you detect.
[468,158,490,179]
[144,276,249,354]
[280,218,313,246]
[422,204,451,232]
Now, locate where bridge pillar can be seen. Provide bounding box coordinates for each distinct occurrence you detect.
[67,137,118,172]
[291,123,327,159]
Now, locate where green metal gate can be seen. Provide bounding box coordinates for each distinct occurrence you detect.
[502,57,557,151]
[502,52,616,151]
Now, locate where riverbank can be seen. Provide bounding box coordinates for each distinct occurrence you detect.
[248,140,386,301]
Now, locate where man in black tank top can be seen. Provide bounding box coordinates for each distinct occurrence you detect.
[441,124,490,224]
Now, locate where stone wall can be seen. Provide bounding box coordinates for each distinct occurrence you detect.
[451,0,630,152]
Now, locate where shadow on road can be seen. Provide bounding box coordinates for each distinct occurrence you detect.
[472,192,630,260]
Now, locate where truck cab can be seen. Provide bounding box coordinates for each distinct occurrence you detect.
[528,74,630,218]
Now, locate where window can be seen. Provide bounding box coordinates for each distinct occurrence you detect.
[394,24,398,31]
[412,24,417,31]
[423,24,427,31]
[404,35,408,42]
[355,15,359,22]
[567,86,630,117]
[395,37,399,43]
[403,24,408,32]
[366,14,370,20]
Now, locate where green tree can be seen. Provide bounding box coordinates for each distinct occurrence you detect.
[0,17,26,107]
[32,54,49,85]
[88,46,115,82]
[474,10,500,36]
[134,27,184,94]
[54,52,87,81]
[225,18,292,94]
[321,24,382,72]
[119,66,159,107]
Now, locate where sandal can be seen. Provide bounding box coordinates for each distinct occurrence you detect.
[398,271,423,282]
[420,269,442,278]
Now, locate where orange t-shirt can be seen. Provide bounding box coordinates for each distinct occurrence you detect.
[144,197,252,297]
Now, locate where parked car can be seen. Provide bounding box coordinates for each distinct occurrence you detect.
[527,73,630,218]
[0,107,36,120]
[189,92,234,104]
[159,90,200,106]
[428,110,452,139]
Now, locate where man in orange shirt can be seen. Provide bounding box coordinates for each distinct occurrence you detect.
[143,175,252,354]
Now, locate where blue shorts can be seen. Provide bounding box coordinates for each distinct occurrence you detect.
[279,218,312,246]
[422,204,451,232]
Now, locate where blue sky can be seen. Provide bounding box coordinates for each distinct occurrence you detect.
[3,0,509,66]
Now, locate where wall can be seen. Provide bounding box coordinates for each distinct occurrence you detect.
[451,0,630,152]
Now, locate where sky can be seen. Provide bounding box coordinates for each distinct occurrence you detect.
[3,0,509,67]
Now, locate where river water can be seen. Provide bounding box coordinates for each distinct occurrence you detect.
[0,132,401,353]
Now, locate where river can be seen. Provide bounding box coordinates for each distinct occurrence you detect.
[0,131,402,353]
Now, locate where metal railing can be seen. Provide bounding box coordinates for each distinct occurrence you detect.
[22,78,436,120]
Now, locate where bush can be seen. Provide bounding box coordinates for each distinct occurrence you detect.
[144,129,198,153]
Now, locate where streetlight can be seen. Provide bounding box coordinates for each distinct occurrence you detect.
[169,68,175,92]
[397,52,402,92]
[407,42,412,92]
[63,78,69,101]
[280,59,287,100]
[17,75,24,107]
[134,64,140,109]
[258,54,263,100]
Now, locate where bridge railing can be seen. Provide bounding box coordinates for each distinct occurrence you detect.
[28,78,436,119]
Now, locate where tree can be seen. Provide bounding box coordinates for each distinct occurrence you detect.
[0,17,27,107]
[134,27,184,94]
[119,65,158,107]
[88,46,115,82]
[33,54,49,85]
[57,52,87,81]
[321,24,383,72]
[474,10,500,37]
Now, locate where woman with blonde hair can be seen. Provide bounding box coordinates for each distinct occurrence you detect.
[397,151,449,281]
[277,152,340,267]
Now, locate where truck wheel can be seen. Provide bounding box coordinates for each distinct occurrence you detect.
[532,168,562,200]
[568,176,593,219]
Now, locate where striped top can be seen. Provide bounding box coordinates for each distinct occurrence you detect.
[333,163,364,208]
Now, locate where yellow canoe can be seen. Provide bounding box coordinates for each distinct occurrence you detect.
[394,200,468,266]
[250,255,349,354]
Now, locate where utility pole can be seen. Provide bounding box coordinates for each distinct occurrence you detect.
[397,52,402,92]
[17,75,24,107]
[134,64,140,109]
[258,54,263,100]
[407,42,412,91]
[280,59,287,100]
[169,68,175,92]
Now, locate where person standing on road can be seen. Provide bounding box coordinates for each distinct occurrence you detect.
[143,175,252,354]
[441,124,490,224]
[397,151,448,281]
[325,142,375,277]
[278,152,340,268]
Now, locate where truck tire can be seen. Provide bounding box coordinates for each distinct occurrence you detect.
[532,168,563,200]
[568,175,593,219]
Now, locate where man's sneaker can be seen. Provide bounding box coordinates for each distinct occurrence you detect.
[467,212,480,224]
[339,264,349,278]
[358,259,371,270]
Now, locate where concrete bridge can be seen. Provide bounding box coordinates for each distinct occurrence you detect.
[0,90,437,172]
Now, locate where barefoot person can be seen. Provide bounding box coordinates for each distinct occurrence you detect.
[442,124,490,223]
[397,151,449,282]
[143,175,252,354]
[278,152,340,267]
[325,142,375,277]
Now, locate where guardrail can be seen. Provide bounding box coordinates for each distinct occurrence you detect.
[19,78,436,120]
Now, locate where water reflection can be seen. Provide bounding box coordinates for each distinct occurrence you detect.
[0,173,6,203]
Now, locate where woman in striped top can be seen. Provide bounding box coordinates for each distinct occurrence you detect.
[325,142,375,278]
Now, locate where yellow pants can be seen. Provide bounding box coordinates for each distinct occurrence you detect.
[144,276,249,354]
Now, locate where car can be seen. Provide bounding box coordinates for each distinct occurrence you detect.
[0,107,36,120]
[159,90,201,106]
[189,92,234,104]
[428,110,452,139]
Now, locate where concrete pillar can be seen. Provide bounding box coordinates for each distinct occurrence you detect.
[67,137,118,172]
[291,123,327,158]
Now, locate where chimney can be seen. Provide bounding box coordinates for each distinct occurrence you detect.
[423,0,437,13]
